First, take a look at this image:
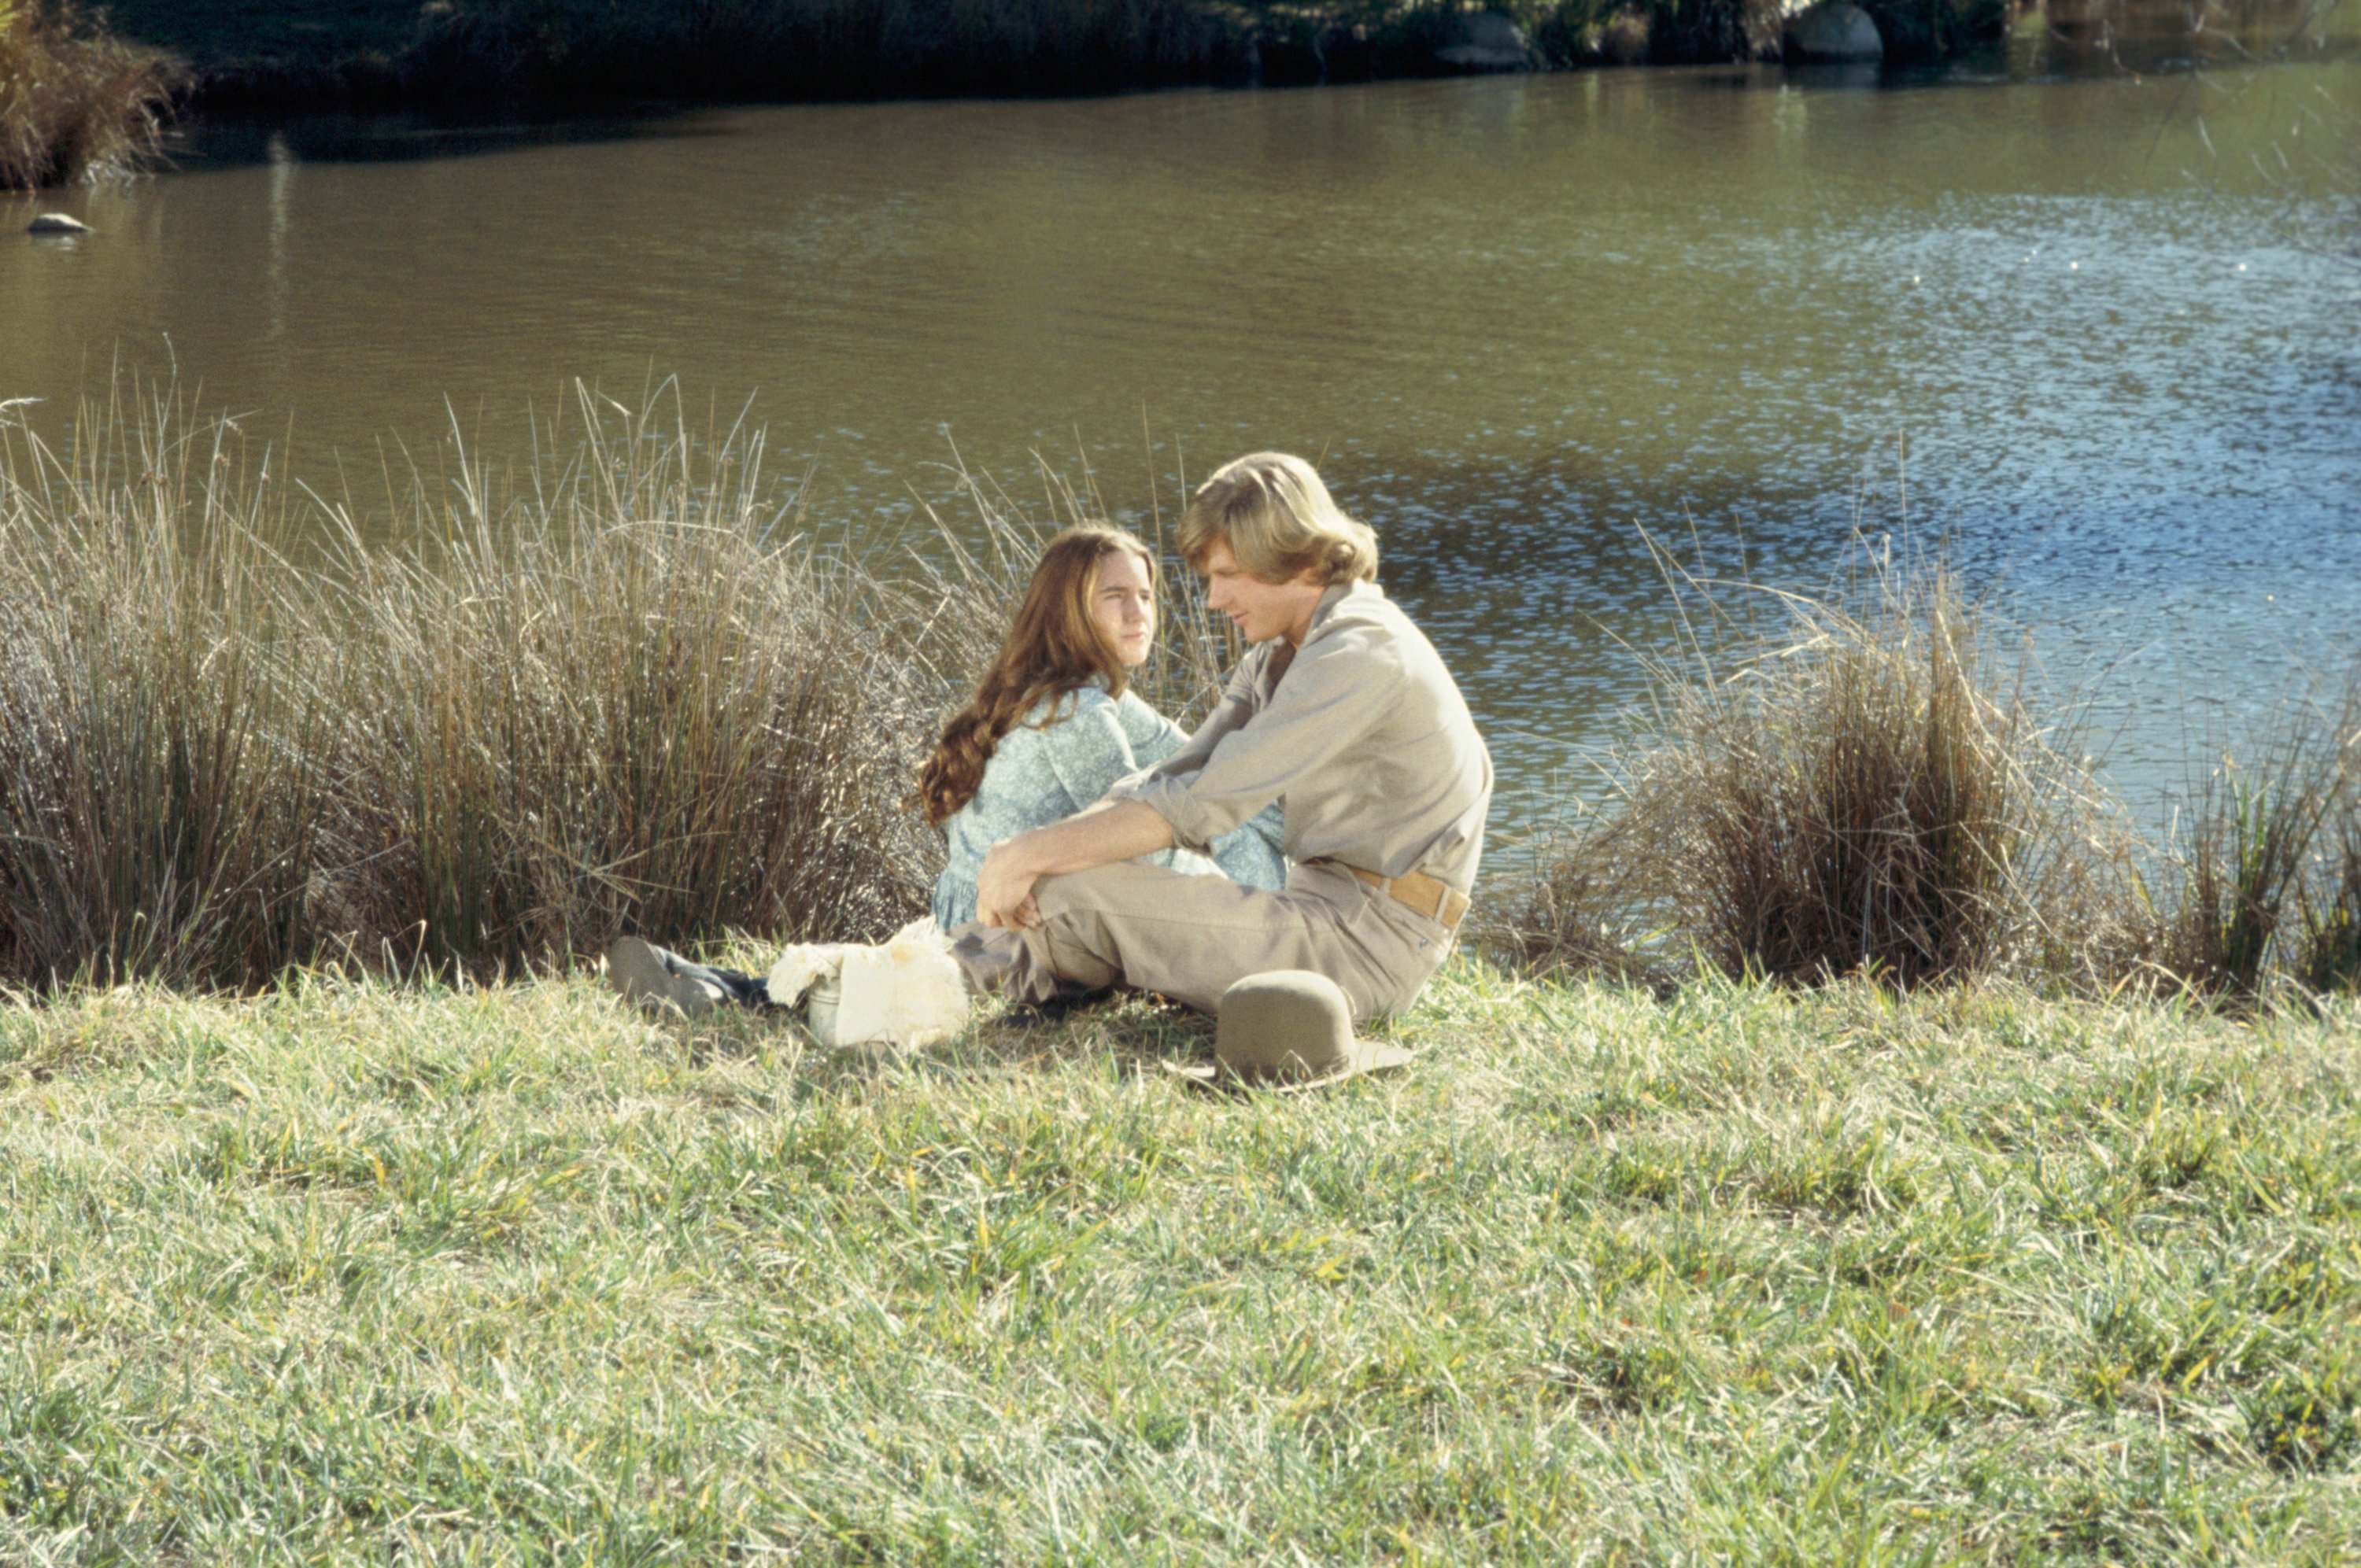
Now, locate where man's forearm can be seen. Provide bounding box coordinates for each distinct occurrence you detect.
[1005,798,1176,879]
[974,799,1179,928]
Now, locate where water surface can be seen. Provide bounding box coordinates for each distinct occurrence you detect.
[6,50,2357,819]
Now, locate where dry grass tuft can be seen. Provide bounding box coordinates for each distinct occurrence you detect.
[0,382,1055,988]
[1480,804,1661,987]
[0,0,177,190]
[1497,534,2123,991]
[2149,754,2334,1003]
[2139,681,2361,1004]
[0,379,1259,991]
[2296,799,2361,997]
[1491,524,2359,1006]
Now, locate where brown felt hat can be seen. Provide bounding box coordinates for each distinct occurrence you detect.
[1168,970,1413,1092]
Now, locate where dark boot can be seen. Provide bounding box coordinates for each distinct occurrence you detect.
[605,938,771,1016]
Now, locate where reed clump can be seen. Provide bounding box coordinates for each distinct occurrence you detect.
[0,0,176,189]
[0,385,999,989]
[2134,684,2361,1005]
[1495,537,2124,991]
[2148,758,2332,1003]
[1496,529,2361,1005]
[1480,803,1661,986]
[2296,802,2361,996]
[0,386,338,985]
[2282,690,2360,998]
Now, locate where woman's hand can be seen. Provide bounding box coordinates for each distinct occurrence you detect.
[976,835,1044,929]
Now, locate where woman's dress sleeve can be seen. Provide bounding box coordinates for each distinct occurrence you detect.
[1210,803,1289,890]
[1036,693,1144,812]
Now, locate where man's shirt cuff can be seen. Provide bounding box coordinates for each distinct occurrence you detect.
[1109,774,1221,855]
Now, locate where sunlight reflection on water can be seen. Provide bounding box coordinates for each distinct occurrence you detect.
[4,50,2355,825]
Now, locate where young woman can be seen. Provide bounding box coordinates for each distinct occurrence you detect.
[918,526,1285,929]
[605,525,1283,1024]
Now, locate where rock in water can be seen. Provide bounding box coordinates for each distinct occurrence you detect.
[28,212,91,235]
[1434,12,1530,71]
[1783,2,1886,61]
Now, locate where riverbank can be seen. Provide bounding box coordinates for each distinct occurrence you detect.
[2,961,2354,1559]
[6,388,2357,1000]
[105,0,1996,113]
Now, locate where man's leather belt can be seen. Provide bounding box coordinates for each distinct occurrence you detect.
[1340,864,1470,931]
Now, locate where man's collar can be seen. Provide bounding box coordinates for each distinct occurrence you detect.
[1306,578,1376,639]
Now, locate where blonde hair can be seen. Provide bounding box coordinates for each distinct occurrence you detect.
[1175,452,1377,586]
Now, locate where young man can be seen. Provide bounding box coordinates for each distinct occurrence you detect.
[951,451,1493,1022]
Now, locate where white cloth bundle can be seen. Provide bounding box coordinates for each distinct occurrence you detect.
[765,917,970,1050]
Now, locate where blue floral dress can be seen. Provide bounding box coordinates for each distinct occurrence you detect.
[932,686,1288,929]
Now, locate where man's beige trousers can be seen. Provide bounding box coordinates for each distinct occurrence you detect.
[948,859,1455,1021]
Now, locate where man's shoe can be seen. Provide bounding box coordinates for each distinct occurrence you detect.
[606,937,728,1017]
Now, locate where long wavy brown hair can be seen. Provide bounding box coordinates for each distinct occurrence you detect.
[916,527,1157,826]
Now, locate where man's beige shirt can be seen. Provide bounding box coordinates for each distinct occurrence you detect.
[1108,580,1494,895]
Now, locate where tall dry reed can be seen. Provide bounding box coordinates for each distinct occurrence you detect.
[1497,534,2121,991]
[2147,755,2331,1002]
[0,384,339,984]
[903,441,1237,732]
[0,0,177,189]
[2295,806,2361,996]
[2133,679,2361,1002]
[2285,680,2359,998]
[0,384,1021,988]
[1480,802,1661,987]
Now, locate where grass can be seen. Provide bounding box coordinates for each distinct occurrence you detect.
[0,0,177,190]
[9,386,2356,1007]
[1491,535,2129,994]
[1489,526,2361,1005]
[0,383,1005,989]
[0,958,2355,1561]
[2130,683,2361,1006]
[2297,800,2361,997]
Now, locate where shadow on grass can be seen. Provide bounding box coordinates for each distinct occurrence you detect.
[656,945,1221,1083]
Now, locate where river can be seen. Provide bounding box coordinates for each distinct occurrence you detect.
[6,38,2358,824]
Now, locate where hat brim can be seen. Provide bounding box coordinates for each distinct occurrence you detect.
[1163,1041,1415,1094]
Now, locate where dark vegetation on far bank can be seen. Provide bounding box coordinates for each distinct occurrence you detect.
[2,0,2006,188]
[83,0,2006,116]
[126,0,1997,113]
[3,385,2355,1006]
[9,0,2345,186]
[20,0,2342,186]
